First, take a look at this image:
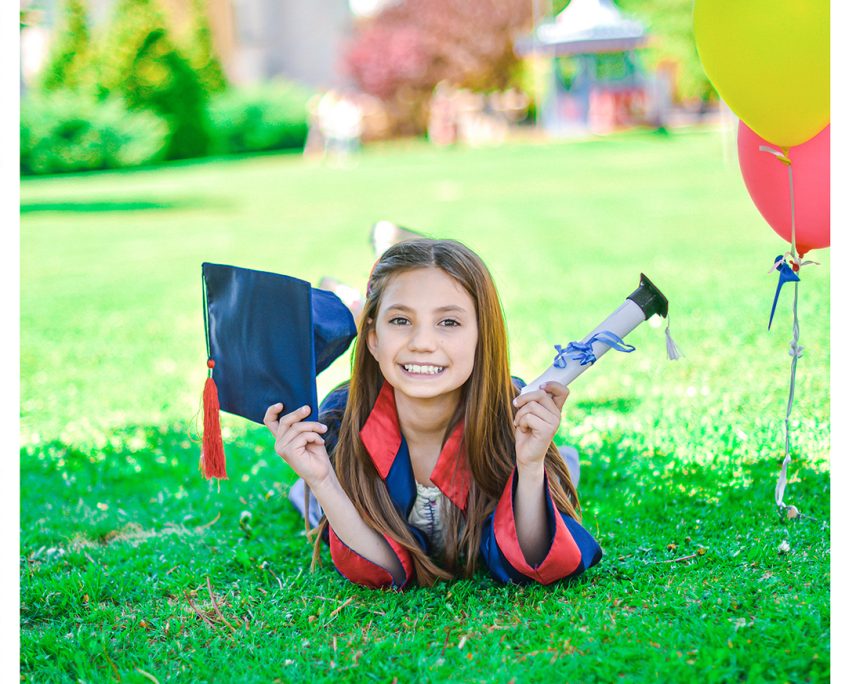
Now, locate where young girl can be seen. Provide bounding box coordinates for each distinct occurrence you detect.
[263,239,601,588]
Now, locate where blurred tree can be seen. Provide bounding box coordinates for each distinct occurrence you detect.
[95,0,210,160]
[344,0,533,134]
[185,0,228,95]
[616,0,715,104]
[38,0,95,92]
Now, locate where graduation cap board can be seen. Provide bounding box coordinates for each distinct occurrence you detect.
[200,262,357,479]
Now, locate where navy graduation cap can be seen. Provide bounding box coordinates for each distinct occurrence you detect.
[200,262,357,480]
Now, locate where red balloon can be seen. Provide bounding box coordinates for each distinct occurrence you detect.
[737,123,830,256]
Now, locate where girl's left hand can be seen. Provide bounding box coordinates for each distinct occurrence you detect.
[513,382,570,469]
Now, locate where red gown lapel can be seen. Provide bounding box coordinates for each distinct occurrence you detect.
[359,382,471,512]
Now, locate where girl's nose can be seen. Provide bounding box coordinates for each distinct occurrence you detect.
[408,327,438,352]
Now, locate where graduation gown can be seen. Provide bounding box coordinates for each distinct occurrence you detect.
[318,380,602,589]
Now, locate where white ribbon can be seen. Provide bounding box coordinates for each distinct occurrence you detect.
[664,314,682,361]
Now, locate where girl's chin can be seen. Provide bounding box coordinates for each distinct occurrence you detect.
[395,386,457,401]
[390,376,467,401]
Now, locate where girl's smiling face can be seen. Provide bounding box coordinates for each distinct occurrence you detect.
[367,267,479,402]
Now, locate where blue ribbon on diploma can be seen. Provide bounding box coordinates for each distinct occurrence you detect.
[553,331,636,369]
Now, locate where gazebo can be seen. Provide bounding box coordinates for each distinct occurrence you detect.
[516,0,649,135]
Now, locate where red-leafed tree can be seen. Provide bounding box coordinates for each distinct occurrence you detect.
[344,0,533,134]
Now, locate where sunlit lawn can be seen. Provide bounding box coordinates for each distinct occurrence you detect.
[21,128,830,682]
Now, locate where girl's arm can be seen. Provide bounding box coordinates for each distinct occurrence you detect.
[264,403,405,582]
[481,464,601,585]
[481,381,601,584]
[512,461,550,565]
[309,471,404,580]
[512,383,570,564]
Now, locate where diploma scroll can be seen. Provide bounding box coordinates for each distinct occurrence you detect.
[521,273,669,394]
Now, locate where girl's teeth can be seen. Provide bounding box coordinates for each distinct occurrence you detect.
[404,364,443,375]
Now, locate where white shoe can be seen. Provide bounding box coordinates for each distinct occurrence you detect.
[370,220,426,258]
[559,445,580,489]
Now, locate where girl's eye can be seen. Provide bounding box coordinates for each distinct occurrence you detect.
[441,319,460,327]
[389,317,410,326]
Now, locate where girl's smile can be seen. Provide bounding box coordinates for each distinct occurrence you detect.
[400,363,445,376]
[367,267,478,402]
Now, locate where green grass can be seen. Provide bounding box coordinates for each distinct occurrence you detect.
[21,129,830,683]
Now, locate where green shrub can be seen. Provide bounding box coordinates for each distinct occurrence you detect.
[96,0,210,160]
[20,92,168,175]
[206,81,312,155]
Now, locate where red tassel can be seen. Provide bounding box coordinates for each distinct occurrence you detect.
[201,360,227,480]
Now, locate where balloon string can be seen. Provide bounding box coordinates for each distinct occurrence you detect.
[758,144,801,513]
[774,281,802,510]
[770,148,801,512]
[788,158,797,256]
[757,147,825,524]
[784,164,818,268]
[758,145,794,261]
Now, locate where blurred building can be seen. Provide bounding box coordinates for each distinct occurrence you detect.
[517,0,657,135]
[21,0,356,90]
[202,0,354,88]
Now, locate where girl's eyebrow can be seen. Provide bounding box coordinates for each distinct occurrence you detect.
[385,304,467,314]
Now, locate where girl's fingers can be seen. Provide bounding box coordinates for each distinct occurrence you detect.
[263,402,285,431]
[277,432,326,470]
[285,420,327,433]
[287,430,326,452]
[276,420,327,450]
[514,405,556,432]
[513,390,540,409]
[514,412,549,435]
[540,382,570,412]
[278,405,313,430]
[531,389,563,417]
[514,389,557,413]
[514,385,570,413]
[513,400,558,430]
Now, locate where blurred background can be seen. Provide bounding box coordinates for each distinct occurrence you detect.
[19,0,723,174]
[20,0,830,472]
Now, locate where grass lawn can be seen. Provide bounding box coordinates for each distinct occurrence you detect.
[20,128,830,683]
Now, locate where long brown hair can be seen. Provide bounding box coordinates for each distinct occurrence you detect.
[310,239,579,585]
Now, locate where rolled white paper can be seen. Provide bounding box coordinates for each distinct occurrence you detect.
[520,299,646,394]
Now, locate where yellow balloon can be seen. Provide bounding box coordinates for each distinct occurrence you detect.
[694,0,829,147]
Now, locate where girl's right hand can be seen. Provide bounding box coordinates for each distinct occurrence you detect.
[263,403,333,489]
